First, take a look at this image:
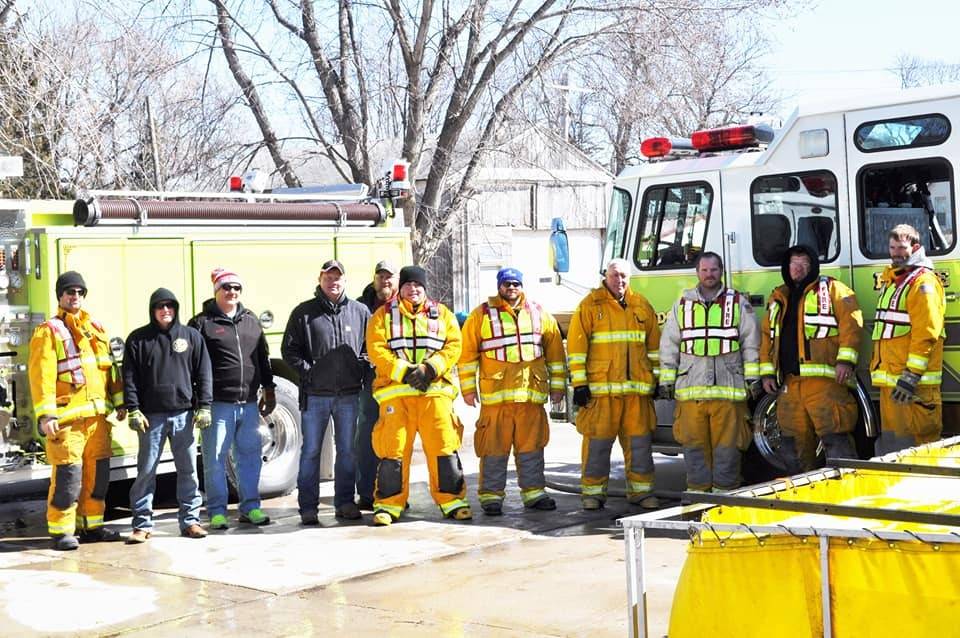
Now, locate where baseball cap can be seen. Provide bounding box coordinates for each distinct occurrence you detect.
[320,259,345,274]
[374,260,397,275]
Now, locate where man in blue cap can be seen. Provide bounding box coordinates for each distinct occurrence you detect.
[457,267,566,515]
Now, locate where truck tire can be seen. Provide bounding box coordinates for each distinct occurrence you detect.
[227,377,301,498]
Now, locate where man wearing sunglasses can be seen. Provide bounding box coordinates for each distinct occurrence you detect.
[457,267,566,515]
[189,268,276,530]
[28,271,126,550]
[123,288,212,542]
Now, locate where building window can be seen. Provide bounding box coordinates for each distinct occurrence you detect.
[633,182,712,269]
[858,158,955,257]
[854,114,950,152]
[751,171,840,266]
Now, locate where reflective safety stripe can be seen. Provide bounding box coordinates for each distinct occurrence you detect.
[374,504,403,518]
[626,480,652,494]
[81,515,104,529]
[479,301,544,362]
[47,318,86,386]
[907,353,930,372]
[837,347,859,365]
[660,368,678,384]
[676,385,746,401]
[478,493,504,504]
[871,369,942,387]
[677,290,741,356]
[587,381,654,396]
[799,363,837,378]
[581,484,607,496]
[48,521,74,535]
[570,369,587,384]
[743,362,760,378]
[759,362,776,376]
[373,382,458,403]
[439,498,470,516]
[873,268,925,340]
[547,362,566,390]
[458,361,479,393]
[803,278,840,339]
[590,330,644,343]
[521,487,547,505]
[767,300,782,340]
[478,387,549,405]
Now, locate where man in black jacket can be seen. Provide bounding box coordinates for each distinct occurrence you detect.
[282,259,370,523]
[189,268,276,530]
[124,288,213,543]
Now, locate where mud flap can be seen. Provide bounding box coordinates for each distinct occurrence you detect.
[375,458,403,498]
[51,464,82,510]
[91,458,110,501]
[437,452,465,495]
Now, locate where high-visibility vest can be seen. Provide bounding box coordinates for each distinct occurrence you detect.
[479,301,543,362]
[677,289,741,356]
[46,317,86,386]
[872,268,925,340]
[385,299,446,363]
[803,277,839,339]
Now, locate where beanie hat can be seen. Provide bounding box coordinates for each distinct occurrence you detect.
[496,267,523,287]
[398,265,428,290]
[56,271,87,297]
[211,267,242,292]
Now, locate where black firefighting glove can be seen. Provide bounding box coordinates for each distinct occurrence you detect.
[403,365,430,392]
[421,362,437,384]
[891,370,921,404]
[573,386,592,408]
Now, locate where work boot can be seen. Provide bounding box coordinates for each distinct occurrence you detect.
[481,501,503,516]
[209,514,229,530]
[373,511,394,527]
[447,506,473,521]
[51,534,79,551]
[300,513,319,526]
[181,524,208,539]
[581,497,603,511]
[637,495,660,510]
[125,529,151,544]
[79,527,122,543]
[527,496,557,511]
[357,496,375,511]
[335,503,362,520]
[239,509,270,525]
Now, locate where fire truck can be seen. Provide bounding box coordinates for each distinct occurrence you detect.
[554,84,960,476]
[0,163,412,498]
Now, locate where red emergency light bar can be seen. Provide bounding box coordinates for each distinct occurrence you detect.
[640,137,695,159]
[690,124,774,152]
[228,175,243,192]
[392,162,407,182]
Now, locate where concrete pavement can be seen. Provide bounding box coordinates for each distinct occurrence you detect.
[0,423,689,637]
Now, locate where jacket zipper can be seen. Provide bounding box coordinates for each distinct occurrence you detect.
[233,319,244,403]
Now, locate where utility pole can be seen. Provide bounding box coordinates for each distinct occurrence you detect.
[548,73,590,143]
[145,97,163,190]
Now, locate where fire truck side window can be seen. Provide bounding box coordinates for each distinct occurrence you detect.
[603,187,631,266]
[858,158,956,258]
[751,170,840,266]
[633,182,712,270]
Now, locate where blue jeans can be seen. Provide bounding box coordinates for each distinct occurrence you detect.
[202,401,262,518]
[355,384,380,502]
[129,410,202,531]
[298,394,358,511]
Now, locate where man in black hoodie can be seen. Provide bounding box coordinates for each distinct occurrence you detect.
[189,268,276,530]
[124,288,213,542]
[282,259,370,523]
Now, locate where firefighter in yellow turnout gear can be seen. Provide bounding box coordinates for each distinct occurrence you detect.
[366,266,471,525]
[28,272,125,550]
[458,267,565,515]
[872,224,945,454]
[568,259,661,510]
[760,245,863,472]
[659,253,760,491]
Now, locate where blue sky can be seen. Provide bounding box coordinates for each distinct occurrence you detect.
[760,0,959,113]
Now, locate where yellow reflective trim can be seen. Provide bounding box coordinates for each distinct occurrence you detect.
[799,363,836,378]
[459,361,479,373]
[759,362,776,376]
[549,379,565,390]
[567,353,587,364]
[587,381,654,395]
[478,388,548,404]
[547,363,565,373]
[570,370,587,384]
[581,484,606,496]
[907,354,929,372]
[837,347,859,365]
[590,330,644,343]
[659,368,677,383]
[439,498,469,515]
[743,362,760,378]
[373,383,458,403]
[390,359,410,384]
[871,370,898,387]
[479,493,503,504]
[676,385,746,401]
[626,480,652,493]
[521,488,547,504]
[647,351,660,362]
[919,371,942,385]
[374,504,403,518]
[34,402,57,415]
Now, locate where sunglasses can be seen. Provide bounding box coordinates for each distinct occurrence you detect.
[155,302,176,310]
[221,284,242,292]
[63,288,86,297]
[501,281,522,288]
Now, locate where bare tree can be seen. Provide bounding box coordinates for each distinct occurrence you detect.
[895,53,960,89]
